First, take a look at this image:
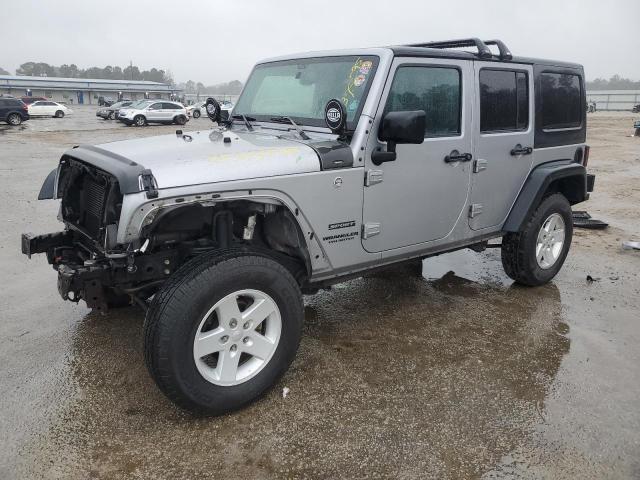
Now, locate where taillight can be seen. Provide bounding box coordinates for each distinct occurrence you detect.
[583,145,590,167]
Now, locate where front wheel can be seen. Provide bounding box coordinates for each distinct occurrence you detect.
[192,110,201,119]
[501,193,573,286]
[134,115,146,127]
[7,113,22,125]
[144,250,303,415]
[54,110,65,118]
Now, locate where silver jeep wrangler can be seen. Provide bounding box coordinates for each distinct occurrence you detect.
[22,38,595,415]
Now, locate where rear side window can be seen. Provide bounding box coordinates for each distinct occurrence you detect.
[480,69,529,133]
[540,73,582,129]
[384,66,461,137]
[163,103,181,110]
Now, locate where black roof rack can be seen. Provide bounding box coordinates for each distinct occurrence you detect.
[408,38,513,61]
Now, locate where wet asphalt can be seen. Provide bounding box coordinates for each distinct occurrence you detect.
[0,107,639,479]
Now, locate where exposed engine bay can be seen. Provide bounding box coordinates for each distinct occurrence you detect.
[22,158,310,311]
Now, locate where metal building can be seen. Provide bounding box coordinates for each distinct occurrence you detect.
[0,75,180,104]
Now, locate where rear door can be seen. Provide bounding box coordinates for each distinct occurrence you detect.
[468,63,534,230]
[362,57,473,252]
[162,102,179,120]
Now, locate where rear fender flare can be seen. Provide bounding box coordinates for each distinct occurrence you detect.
[503,161,587,232]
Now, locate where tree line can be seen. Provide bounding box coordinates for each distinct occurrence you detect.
[0,63,244,94]
[585,75,640,90]
[177,79,244,95]
[5,62,173,84]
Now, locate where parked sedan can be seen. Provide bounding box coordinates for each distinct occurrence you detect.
[20,96,48,105]
[118,100,188,126]
[96,100,134,120]
[28,101,73,118]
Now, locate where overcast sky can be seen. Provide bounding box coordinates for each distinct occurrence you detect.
[2,0,638,84]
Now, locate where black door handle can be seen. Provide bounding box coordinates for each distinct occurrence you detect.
[510,144,533,156]
[444,150,472,163]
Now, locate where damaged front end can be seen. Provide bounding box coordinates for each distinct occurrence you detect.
[21,155,175,311]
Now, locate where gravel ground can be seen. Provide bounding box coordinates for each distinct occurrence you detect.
[0,107,639,479]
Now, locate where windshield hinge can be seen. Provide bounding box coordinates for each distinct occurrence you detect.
[139,170,158,199]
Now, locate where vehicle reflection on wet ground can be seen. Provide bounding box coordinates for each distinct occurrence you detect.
[14,250,568,479]
[1,109,639,479]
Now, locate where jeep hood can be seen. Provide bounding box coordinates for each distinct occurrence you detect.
[66,129,323,191]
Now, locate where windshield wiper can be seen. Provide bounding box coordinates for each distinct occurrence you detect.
[231,114,256,131]
[270,116,310,140]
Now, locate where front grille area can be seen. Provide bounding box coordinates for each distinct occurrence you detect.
[81,175,107,237]
[59,157,122,245]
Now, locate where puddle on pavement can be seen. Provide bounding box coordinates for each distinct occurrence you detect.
[18,248,571,479]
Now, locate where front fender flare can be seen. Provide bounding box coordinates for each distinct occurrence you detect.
[38,168,58,200]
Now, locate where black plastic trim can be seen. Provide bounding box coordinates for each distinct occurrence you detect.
[301,140,354,170]
[38,168,57,200]
[503,161,587,232]
[61,145,147,194]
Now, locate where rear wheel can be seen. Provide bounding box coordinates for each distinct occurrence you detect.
[144,250,303,415]
[193,110,201,118]
[7,113,22,125]
[134,115,146,127]
[54,110,64,118]
[174,115,186,125]
[501,193,573,286]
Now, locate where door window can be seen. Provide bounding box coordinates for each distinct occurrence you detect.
[163,103,180,109]
[384,66,461,137]
[540,73,582,129]
[148,103,162,110]
[479,69,529,133]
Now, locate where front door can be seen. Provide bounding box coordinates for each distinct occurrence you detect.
[146,102,163,121]
[362,58,473,253]
[468,62,534,230]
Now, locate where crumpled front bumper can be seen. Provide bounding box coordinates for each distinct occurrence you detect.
[22,231,181,311]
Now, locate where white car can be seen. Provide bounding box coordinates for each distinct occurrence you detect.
[187,100,234,119]
[118,100,188,126]
[28,101,73,118]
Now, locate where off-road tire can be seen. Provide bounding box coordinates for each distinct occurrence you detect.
[143,249,304,415]
[54,110,64,118]
[193,110,201,119]
[174,115,186,125]
[134,115,146,127]
[501,193,573,286]
[7,113,22,125]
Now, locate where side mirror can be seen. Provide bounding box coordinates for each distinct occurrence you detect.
[372,110,426,166]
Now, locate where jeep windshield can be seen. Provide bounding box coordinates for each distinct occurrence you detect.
[233,56,378,130]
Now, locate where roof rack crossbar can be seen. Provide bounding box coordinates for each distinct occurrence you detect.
[408,38,512,60]
[484,39,513,60]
